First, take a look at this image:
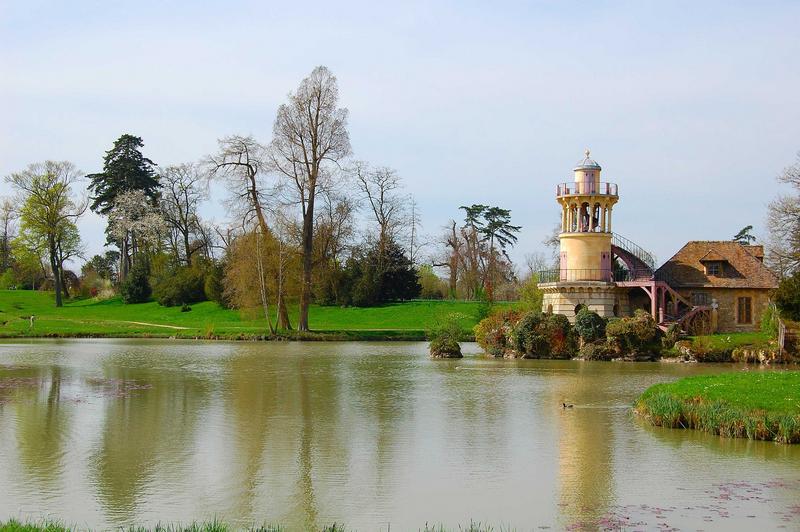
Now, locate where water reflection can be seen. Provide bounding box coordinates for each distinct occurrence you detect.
[0,341,797,531]
[90,351,213,524]
[551,363,616,528]
[15,366,70,493]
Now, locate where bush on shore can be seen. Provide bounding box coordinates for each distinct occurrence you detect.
[428,313,465,358]
[475,309,576,358]
[605,310,661,359]
[573,308,606,344]
[474,308,522,356]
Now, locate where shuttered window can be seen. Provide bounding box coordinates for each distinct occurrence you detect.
[737,297,752,324]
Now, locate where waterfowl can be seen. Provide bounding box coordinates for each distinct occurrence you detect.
[562,402,574,409]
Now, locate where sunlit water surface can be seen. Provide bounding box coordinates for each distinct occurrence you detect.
[0,340,798,531]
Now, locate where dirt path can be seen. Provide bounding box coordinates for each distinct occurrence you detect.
[120,321,191,330]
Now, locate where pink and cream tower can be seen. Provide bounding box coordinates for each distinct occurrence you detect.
[539,150,629,320]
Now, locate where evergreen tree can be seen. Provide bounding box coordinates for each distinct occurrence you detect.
[86,134,160,215]
[86,135,160,280]
[733,225,756,245]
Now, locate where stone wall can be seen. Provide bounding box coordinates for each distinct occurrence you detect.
[676,287,772,333]
[541,283,629,322]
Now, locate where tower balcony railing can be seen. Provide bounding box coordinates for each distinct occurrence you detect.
[537,269,615,283]
[556,182,618,197]
[537,268,677,284]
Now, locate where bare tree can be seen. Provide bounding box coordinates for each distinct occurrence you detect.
[207,135,294,329]
[352,161,405,257]
[270,66,351,331]
[767,152,800,277]
[433,220,462,299]
[0,198,18,271]
[160,163,208,265]
[524,251,549,277]
[408,196,424,265]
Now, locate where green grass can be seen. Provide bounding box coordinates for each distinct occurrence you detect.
[0,290,507,340]
[688,331,772,350]
[635,371,800,443]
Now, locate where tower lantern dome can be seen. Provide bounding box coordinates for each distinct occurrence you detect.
[573,149,602,187]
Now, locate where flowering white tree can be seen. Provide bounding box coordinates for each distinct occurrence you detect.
[108,190,166,276]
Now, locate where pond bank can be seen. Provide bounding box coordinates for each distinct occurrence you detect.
[634,371,800,443]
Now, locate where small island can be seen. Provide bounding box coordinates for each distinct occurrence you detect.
[635,371,800,443]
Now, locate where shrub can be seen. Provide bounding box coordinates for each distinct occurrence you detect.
[428,313,465,358]
[775,273,800,321]
[573,308,606,343]
[474,309,522,356]
[153,266,206,307]
[761,302,779,338]
[541,313,577,358]
[661,323,682,349]
[578,341,616,360]
[120,262,152,303]
[0,269,15,289]
[605,309,661,358]
[511,311,547,355]
[204,264,226,305]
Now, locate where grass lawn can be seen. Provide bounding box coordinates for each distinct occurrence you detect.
[0,289,509,340]
[635,371,800,443]
[688,331,772,350]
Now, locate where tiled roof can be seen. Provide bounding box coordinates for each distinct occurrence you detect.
[699,249,727,262]
[656,241,778,289]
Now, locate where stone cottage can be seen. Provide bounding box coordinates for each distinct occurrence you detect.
[655,242,778,332]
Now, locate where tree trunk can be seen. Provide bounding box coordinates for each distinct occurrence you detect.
[60,267,70,300]
[298,186,316,332]
[49,240,62,307]
[183,229,192,266]
[120,237,130,282]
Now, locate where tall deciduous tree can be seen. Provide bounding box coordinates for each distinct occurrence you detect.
[767,152,800,277]
[86,134,160,280]
[160,163,208,265]
[207,135,292,330]
[480,206,521,302]
[270,66,351,331]
[6,161,86,306]
[0,198,18,272]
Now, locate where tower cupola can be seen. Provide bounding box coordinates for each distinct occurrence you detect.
[573,149,602,193]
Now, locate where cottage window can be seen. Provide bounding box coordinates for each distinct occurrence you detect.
[737,297,752,324]
[692,292,711,306]
[706,262,722,276]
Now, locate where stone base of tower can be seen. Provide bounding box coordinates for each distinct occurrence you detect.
[539,282,630,323]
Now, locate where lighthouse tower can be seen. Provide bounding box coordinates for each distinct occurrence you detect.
[539,150,627,320]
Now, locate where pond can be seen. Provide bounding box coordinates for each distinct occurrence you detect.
[0,340,798,530]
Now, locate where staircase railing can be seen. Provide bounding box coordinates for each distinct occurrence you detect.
[612,233,656,271]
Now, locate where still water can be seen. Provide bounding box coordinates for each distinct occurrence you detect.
[0,340,798,531]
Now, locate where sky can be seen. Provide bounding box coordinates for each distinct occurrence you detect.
[1,0,799,269]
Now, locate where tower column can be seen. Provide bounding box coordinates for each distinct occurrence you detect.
[601,205,607,232]
[607,207,612,233]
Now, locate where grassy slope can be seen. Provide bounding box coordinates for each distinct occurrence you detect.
[0,290,506,339]
[635,371,800,443]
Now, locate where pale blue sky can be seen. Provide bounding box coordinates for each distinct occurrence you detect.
[2,0,799,267]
